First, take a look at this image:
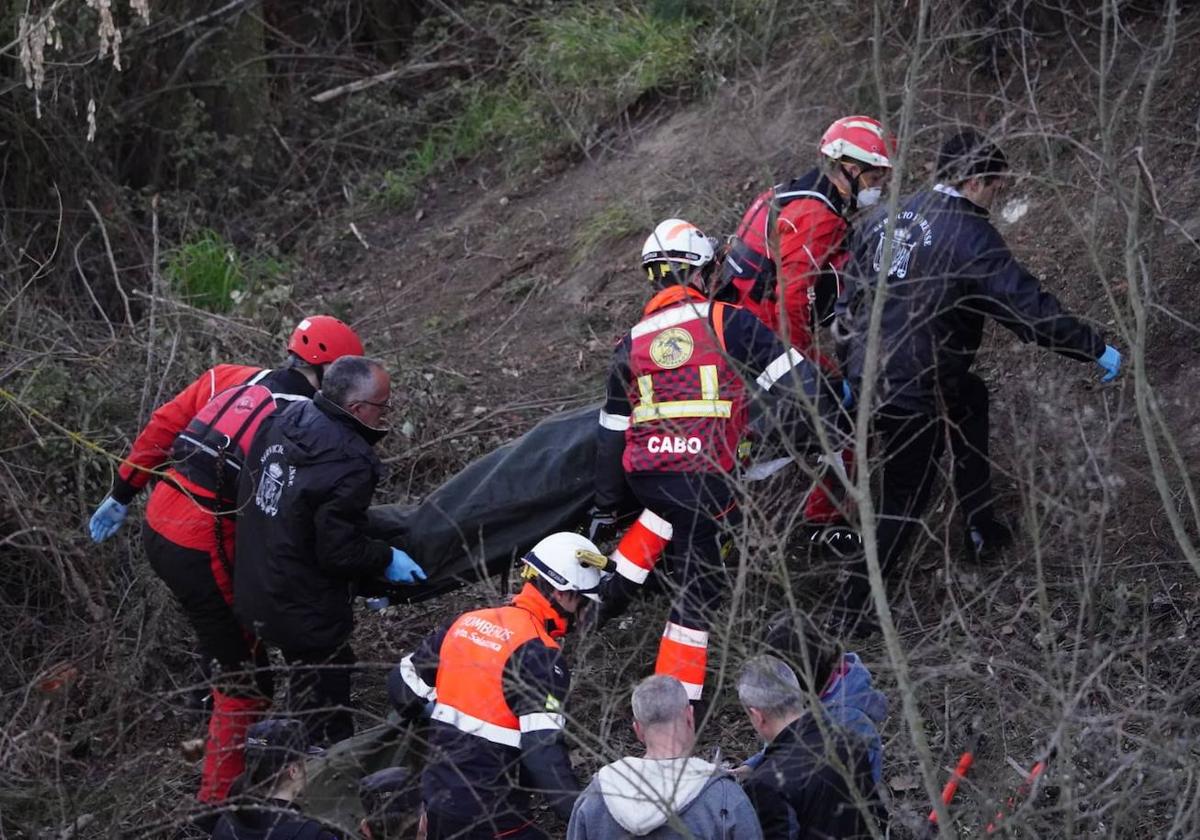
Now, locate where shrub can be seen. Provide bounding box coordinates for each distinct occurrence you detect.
[165,231,283,312]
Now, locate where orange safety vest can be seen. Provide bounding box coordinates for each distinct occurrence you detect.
[432,585,562,748]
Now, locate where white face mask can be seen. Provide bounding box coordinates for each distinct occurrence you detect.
[856,186,883,208]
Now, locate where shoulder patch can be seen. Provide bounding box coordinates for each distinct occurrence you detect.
[545,694,562,713]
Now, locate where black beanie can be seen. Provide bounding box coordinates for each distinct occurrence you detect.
[937,128,1009,183]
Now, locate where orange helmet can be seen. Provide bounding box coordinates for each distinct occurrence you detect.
[819,116,894,169]
[288,315,363,365]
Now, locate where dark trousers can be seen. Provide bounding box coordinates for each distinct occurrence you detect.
[604,473,737,632]
[425,809,549,840]
[841,374,994,614]
[278,644,355,746]
[144,525,272,699]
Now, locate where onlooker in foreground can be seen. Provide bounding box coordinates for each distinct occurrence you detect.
[212,718,340,840]
[738,656,883,839]
[568,675,762,840]
[753,610,887,785]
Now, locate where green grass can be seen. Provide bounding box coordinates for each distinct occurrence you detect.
[376,86,542,208]
[374,2,718,208]
[527,5,701,125]
[165,230,283,312]
[572,200,654,266]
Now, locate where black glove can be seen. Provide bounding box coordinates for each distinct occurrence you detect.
[586,507,621,546]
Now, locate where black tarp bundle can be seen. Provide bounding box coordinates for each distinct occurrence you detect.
[365,403,614,602]
[365,385,841,603]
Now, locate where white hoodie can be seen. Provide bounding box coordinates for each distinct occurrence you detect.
[595,757,718,836]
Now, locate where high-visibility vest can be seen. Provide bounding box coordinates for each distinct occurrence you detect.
[431,594,561,748]
[623,287,747,474]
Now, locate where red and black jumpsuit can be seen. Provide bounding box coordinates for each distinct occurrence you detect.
[108,363,314,802]
[595,285,816,700]
[724,169,854,522]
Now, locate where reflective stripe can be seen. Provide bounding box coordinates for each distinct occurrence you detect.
[637,509,673,540]
[431,702,521,748]
[662,622,709,648]
[271,393,310,403]
[518,712,564,733]
[726,255,743,273]
[756,348,806,391]
[631,400,732,424]
[637,375,655,405]
[598,411,631,431]
[614,551,651,584]
[657,623,709,700]
[400,654,436,701]
[630,302,711,339]
[699,365,720,401]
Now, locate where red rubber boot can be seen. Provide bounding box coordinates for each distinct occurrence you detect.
[197,690,270,804]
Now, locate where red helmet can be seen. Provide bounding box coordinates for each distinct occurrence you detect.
[819,116,895,169]
[288,315,364,365]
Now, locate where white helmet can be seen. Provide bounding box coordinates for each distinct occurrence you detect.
[521,532,606,602]
[641,219,717,270]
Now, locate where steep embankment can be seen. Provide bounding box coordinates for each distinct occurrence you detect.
[318,11,1200,836]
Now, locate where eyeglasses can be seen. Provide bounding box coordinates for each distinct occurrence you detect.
[355,398,391,412]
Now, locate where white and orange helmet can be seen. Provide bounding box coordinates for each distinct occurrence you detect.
[641,218,721,291]
[819,116,895,169]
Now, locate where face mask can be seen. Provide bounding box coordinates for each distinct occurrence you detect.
[856,186,883,208]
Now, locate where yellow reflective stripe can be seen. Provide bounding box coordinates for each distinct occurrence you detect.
[631,400,732,424]
[637,375,655,404]
[699,365,720,401]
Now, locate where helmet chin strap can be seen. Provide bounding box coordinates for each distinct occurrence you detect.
[838,163,862,214]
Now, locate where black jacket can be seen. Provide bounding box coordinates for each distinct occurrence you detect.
[211,798,341,840]
[838,186,1105,413]
[235,394,391,654]
[743,714,883,840]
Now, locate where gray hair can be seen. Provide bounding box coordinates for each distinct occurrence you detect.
[631,675,690,728]
[320,355,387,408]
[737,655,803,718]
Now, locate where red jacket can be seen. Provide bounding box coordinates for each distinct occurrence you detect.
[724,169,848,369]
[112,364,265,505]
[110,364,315,601]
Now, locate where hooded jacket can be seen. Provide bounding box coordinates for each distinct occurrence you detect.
[743,713,883,840]
[568,757,762,840]
[838,186,1105,414]
[821,653,887,786]
[234,394,391,654]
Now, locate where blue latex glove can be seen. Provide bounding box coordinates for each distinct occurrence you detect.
[89,496,128,542]
[1097,344,1122,382]
[385,548,427,584]
[841,380,854,409]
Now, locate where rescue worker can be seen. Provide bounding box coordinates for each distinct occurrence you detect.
[235,356,426,747]
[591,219,824,701]
[86,315,363,808]
[834,127,1123,633]
[723,115,894,526]
[387,531,604,840]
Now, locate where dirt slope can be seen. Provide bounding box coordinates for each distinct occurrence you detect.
[304,14,1200,836]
